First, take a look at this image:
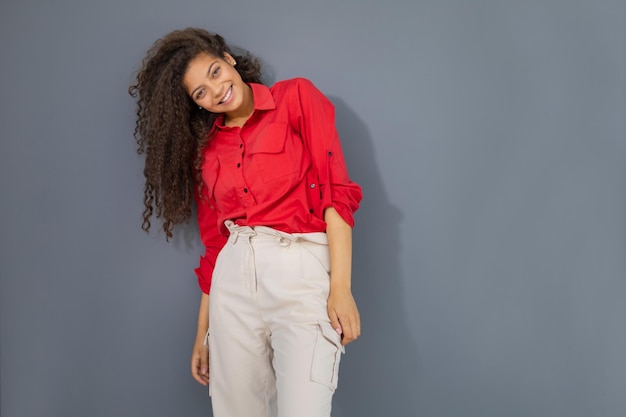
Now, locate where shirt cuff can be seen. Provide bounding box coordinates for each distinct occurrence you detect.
[323,183,362,228]
[195,256,214,294]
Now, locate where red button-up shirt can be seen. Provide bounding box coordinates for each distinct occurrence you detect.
[194,78,362,294]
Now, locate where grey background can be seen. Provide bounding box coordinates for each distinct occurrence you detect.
[1,0,624,416]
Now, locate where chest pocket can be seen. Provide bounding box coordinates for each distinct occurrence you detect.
[248,123,301,184]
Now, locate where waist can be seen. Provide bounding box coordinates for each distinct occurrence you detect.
[224,220,328,245]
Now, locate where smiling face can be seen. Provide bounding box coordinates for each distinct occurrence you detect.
[182,52,253,120]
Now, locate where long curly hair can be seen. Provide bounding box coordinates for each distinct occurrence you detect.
[129,28,262,239]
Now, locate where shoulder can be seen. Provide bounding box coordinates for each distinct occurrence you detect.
[270,78,330,111]
[270,77,322,97]
[272,77,316,89]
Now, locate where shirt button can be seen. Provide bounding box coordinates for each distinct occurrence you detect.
[309,208,314,213]
[243,188,248,193]
[310,183,316,188]
[239,144,243,148]
[328,151,333,156]
[237,163,241,168]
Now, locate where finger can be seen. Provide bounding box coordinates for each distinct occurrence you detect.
[195,369,209,384]
[191,356,205,385]
[339,314,359,345]
[191,352,210,385]
[200,349,210,380]
[328,308,342,336]
[349,306,361,340]
[337,315,350,344]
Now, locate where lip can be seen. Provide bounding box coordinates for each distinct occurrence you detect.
[219,85,233,105]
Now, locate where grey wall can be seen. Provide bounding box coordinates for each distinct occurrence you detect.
[1,0,625,416]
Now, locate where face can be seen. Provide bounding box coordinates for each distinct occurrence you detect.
[182,52,250,116]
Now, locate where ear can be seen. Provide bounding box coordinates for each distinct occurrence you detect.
[223,52,236,66]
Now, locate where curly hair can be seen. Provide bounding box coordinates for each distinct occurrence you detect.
[129,28,262,239]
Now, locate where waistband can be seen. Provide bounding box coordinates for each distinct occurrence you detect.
[224,220,328,245]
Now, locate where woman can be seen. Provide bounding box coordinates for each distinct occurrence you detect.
[129,28,362,417]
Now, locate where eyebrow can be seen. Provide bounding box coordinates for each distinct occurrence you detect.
[190,60,218,97]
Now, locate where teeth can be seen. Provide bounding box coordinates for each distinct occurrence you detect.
[220,86,232,104]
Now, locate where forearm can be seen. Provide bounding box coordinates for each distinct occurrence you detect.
[324,206,360,344]
[191,292,210,385]
[324,206,353,291]
[195,292,210,343]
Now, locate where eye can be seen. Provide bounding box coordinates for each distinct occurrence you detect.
[195,89,205,100]
[212,66,220,78]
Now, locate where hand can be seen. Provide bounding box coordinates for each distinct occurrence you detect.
[327,288,361,345]
[191,339,210,386]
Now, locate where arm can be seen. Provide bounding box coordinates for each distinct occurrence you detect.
[190,182,226,385]
[295,78,362,228]
[293,78,363,345]
[191,292,210,385]
[194,163,229,294]
[325,206,361,345]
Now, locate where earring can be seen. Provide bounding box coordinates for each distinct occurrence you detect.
[232,60,237,66]
[199,106,203,110]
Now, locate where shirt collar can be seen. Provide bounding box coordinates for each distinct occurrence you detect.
[249,82,275,111]
[215,83,275,129]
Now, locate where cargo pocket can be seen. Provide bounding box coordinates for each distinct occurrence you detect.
[310,321,345,391]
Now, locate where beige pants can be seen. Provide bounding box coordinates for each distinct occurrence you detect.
[206,221,344,417]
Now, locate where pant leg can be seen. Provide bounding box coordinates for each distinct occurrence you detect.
[209,231,277,417]
[252,232,344,417]
[270,321,343,417]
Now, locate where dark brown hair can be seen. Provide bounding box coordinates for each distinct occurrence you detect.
[128,28,262,239]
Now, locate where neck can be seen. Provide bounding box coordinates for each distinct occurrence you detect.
[225,84,254,127]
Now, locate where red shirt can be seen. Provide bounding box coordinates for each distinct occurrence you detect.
[194,78,362,294]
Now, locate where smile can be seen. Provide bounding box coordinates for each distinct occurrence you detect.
[219,85,233,104]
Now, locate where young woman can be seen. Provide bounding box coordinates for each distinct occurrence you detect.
[129,28,362,417]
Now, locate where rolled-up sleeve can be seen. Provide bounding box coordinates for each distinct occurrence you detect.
[295,78,362,227]
[194,186,228,294]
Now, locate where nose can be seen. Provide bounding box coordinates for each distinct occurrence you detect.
[210,84,224,100]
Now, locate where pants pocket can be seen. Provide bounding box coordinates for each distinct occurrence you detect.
[299,240,330,284]
[310,321,345,391]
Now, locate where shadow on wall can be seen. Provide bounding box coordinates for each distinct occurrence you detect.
[171,205,202,252]
[330,97,420,417]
